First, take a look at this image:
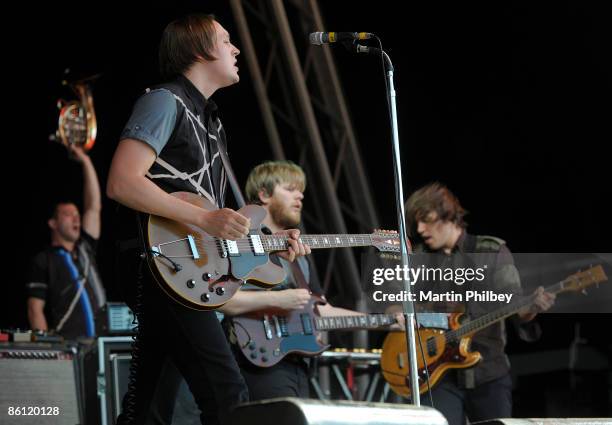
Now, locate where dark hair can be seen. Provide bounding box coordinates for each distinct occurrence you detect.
[405,182,467,236]
[159,14,218,80]
[49,201,77,219]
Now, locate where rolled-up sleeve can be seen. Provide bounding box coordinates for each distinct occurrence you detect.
[120,89,177,156]
[26,255,48,300]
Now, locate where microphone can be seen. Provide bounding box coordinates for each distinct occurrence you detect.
[309,32,373,45]
[354,44,382,56]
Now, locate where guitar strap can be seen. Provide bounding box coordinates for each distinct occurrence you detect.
[289,260,310,291]
[214,129,246,208]
[458,233,486,389]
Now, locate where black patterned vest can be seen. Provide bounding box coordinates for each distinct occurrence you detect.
[147,75,227,208]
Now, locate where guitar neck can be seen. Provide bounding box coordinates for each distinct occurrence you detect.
[262,234,377,251]
[450,281,566,340]
[315,314,396,331]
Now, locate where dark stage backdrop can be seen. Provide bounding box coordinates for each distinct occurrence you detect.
[2,0,611,415]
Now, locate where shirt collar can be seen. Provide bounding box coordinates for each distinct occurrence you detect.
[453,230,467,253]
[177,74,218,118]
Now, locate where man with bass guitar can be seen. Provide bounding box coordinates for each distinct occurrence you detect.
[220,160,401,399]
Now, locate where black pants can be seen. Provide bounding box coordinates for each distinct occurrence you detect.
[239,358,310,400]
[145,359,201,425]
[117,274,249,425]
[422,373,512,425]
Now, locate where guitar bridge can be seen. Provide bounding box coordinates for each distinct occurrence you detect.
[150,235,200,260]
[186,235,199,260]
[263,315,273,340]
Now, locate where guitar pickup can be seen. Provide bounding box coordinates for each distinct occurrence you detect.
[278,317,289,337]
[225,240,240,257]
[427,337,437,356]
[272,316,282,338]
[249,234,265,255]
[300,314,313,335]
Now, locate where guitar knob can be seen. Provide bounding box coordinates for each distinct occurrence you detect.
[259,347,267,353]
[261,356,268,363]
[215,287,225,296]
[250,352,257,359]
[202,273,213,281]
[248,342,256,350]
[186,279,195,289]
[200,294,210,302]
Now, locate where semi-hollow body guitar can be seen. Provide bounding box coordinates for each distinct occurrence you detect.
[146,191,400,310]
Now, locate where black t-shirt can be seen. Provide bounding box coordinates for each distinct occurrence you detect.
[26,232,106,339]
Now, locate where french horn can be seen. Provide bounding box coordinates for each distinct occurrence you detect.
[51,77,97,151]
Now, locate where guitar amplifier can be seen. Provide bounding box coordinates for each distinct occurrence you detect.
[228,397,448,425]
[0,343,83,425]
[96,336,134,425]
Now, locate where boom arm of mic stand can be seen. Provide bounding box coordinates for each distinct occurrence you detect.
[381,50,421,406]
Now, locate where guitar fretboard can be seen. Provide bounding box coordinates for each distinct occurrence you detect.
[446,281,566,342]
[315,314,396,331]
[262,234,376,251]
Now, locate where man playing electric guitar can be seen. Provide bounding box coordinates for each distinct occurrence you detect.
[107,15,309,425]
[403,182,555,425]
[220,161,378,399]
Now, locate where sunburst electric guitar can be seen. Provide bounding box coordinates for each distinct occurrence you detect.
[381,265,607,397]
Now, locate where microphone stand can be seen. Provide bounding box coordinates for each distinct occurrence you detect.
[348,41,421,405]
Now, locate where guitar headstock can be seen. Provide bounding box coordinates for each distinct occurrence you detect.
[371,229,401,253]
[561,265,608,293]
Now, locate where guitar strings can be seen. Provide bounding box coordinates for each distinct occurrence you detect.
[155,233,390,256]
[192,236,376,250]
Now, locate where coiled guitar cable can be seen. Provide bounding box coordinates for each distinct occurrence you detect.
[116,256,145,424]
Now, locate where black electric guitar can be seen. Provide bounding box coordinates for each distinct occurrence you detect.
[232,297,397,367]
[146,191,400,310]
